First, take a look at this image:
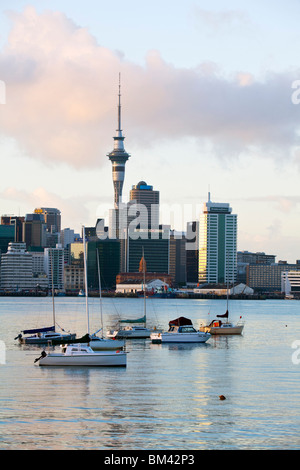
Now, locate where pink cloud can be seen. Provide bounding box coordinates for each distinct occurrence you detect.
[0,6,299,170]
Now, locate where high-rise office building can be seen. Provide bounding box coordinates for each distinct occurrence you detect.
[0,224,15,254]
[23,213,47,248]
[198,193,237,285]
[34,208,61,233]
[169,231,186,285]
[1,215,24,242]
[186,221,199,284]
[125,226,170,274]
[107,76,130,209]
[129,181,159,228]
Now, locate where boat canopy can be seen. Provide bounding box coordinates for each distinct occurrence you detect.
[119,315,146,324]
[169,317,193,327]
[22,326,55,335]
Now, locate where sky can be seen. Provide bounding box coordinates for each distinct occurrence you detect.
[0,0,300,262]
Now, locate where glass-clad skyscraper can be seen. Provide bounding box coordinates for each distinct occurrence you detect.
[198,194,237,285]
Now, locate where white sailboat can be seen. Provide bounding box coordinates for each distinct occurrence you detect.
[106,249,156,339]
[35,227,127,367]
[15,250,76,345]
[199,274,244,335]
[89,249,125,350]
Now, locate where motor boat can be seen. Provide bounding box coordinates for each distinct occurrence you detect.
[150,317,210,344]
[35,343,127,367]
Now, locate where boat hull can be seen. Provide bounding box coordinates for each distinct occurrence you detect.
[200,325,244,335]
[20,333,76,345]
[89,338,125,350]
[151,332,210,343]
[38,351,127,366]
[107,328,152,339]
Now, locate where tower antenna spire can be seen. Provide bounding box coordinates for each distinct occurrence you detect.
[118,72,121,131]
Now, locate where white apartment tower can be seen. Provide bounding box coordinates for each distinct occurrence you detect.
[198,193,237,285]
[44,245,64,290]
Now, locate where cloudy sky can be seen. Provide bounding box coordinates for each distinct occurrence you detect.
[0,0,300,262]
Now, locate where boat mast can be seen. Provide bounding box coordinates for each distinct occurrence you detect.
[82,226,89,335]
[226,250,229,318]
[50,249,56,330]
[143,246,146,326]
[97,248,104,338]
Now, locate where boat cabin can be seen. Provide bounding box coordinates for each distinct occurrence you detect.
[61,344,92,355]
[168,325,197,333]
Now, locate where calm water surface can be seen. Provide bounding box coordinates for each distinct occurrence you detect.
[0,296,299,450]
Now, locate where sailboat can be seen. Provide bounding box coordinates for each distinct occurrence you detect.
[199,276,245,335]
[106,249,156,339]
[15,250,76,345]
[88,249,125,350]
[35,227,127,366]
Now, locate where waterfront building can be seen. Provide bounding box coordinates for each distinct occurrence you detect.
[193,282,254,296]
[116,256,171,292]
[116,278,169,294]
[198,194,237,285]
[0,242,47,290]
[237,251,277,284]
[281,271,300,297]
[64,265,84,292]
[247,263,300,293]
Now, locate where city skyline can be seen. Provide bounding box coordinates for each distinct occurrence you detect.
[0,2,300,262]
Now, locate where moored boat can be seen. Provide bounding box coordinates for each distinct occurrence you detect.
[34,226,127,367]
[35,343,126,366]
[106,249,160,339]
[15,249,76,345]
[15,326,76,345]
[199,313,244,335]
[150,317,210,344]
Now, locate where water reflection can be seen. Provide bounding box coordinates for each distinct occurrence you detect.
[2,297,300,449]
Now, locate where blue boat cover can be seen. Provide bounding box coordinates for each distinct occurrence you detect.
[119,315,146,324]
[22,326,55,335]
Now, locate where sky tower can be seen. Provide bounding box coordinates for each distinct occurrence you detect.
[107,75,130,208]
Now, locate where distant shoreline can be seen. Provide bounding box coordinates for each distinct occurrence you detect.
[0,291,287,300]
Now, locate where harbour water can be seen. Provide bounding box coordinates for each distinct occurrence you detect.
[1,295,300,450]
